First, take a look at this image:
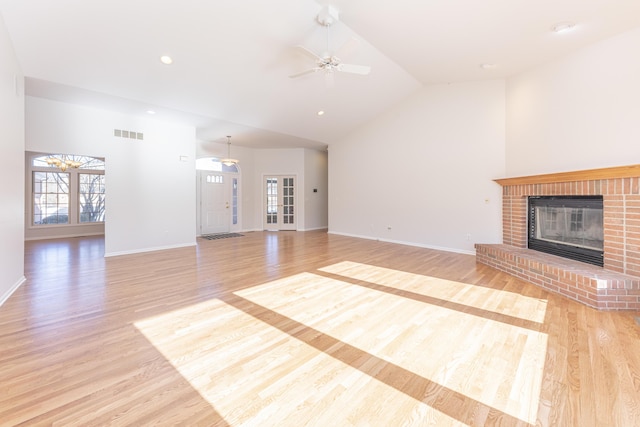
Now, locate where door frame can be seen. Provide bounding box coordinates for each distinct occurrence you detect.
[196,168,241,235]
[263,174,297,231]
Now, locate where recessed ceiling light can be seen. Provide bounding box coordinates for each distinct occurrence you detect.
[146,110,156,115]
[551,22,576,33]
[317,110,325,116]
[160,55,173,65]
[479,63,497,70]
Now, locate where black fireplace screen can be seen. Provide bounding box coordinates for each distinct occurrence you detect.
[528,196,604,266]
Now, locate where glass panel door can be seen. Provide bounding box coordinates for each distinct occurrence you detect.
[264,175,296,230]
[266,177,278,227]
[282,177,294,226]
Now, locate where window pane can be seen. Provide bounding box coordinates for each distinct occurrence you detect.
[79,173,106,223]
[196,158,222,172]
[32,154,104,170]
[33,171,70,225]
[195,157,241,172]
[232,178,238,225]
[222,163,239,173]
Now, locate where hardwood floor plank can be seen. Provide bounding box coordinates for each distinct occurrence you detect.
[0,231,639,426]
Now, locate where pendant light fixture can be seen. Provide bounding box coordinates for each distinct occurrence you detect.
[46,154,82,171]
[220,136,239,166]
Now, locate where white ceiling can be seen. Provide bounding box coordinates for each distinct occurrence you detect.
[1,0,639,150]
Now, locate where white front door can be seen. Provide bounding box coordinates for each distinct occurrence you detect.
[264,175,296,230]
[201,172,230,235]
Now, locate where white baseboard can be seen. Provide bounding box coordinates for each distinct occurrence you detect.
[104,242,196,258]
[25,231,105,241]
[327,231,476,256]
[242,228,328,232]
[0,275,26,307]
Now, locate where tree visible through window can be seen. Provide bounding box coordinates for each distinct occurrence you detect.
[33,171,70,224]
[79,174,105,223]
[31,154,105,226]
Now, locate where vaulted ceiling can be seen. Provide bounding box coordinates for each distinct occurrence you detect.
[1,0,639,149]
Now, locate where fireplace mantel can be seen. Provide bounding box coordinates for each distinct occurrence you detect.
[476,164,640,311]
[494,164,640,186]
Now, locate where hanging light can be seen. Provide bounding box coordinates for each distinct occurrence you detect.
[220,136,239,166]
[46,154,82,171]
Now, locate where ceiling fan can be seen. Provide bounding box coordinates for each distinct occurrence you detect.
[289,5,371,87]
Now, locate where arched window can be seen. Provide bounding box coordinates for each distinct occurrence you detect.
[30,153,105,226]
[32,154,105,170]
[196,157,239,173]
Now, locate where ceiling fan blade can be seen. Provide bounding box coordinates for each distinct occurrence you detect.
[337,63,371,75]
[289,68,320,79]
[334,37,361,60]
[293,45,322,61]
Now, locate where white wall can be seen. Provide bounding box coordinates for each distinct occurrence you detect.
[303,148,328,231]
[506,27,640,176]
[26,97,197,256]
[0,14,26,305]
[329,80,505,254]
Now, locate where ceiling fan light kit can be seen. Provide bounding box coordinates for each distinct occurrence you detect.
[289,4,371,86]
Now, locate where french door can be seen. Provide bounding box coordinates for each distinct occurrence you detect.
[264,175,296,230]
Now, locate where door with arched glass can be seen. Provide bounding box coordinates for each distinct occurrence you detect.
[196,158,240,235]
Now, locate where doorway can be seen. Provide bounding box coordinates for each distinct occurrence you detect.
[197,159,240,235]
[264,175,296,231]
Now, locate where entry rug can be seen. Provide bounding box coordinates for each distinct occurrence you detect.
[201,233,244,240]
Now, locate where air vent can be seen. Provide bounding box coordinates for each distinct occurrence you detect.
[114,129,143,140]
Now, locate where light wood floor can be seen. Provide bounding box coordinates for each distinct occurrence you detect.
[1,231,639,426]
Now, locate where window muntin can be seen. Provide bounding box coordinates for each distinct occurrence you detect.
[206,174,224,184]
[232,178,238,225]
[30,153,105,226]
[282,177,294,225]
[33,171,70,224]
[266,177,278,224]
[32,154,105,170]
[79,174,106,223]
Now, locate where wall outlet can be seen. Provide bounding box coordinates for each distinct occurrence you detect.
[466,233,471,241]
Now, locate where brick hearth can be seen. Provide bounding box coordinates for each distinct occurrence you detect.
[476,165,640,311]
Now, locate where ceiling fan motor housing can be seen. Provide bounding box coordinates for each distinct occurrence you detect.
[317,5,339,27]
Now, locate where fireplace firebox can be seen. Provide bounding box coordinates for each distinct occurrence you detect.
[528,196,604,266]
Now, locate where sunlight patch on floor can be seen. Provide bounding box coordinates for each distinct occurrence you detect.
[319,261,548,324]
[134,297,463,427]
[134,261,549,426]
[236,268,548,425]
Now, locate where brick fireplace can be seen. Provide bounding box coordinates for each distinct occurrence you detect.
[475,165,640,311]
